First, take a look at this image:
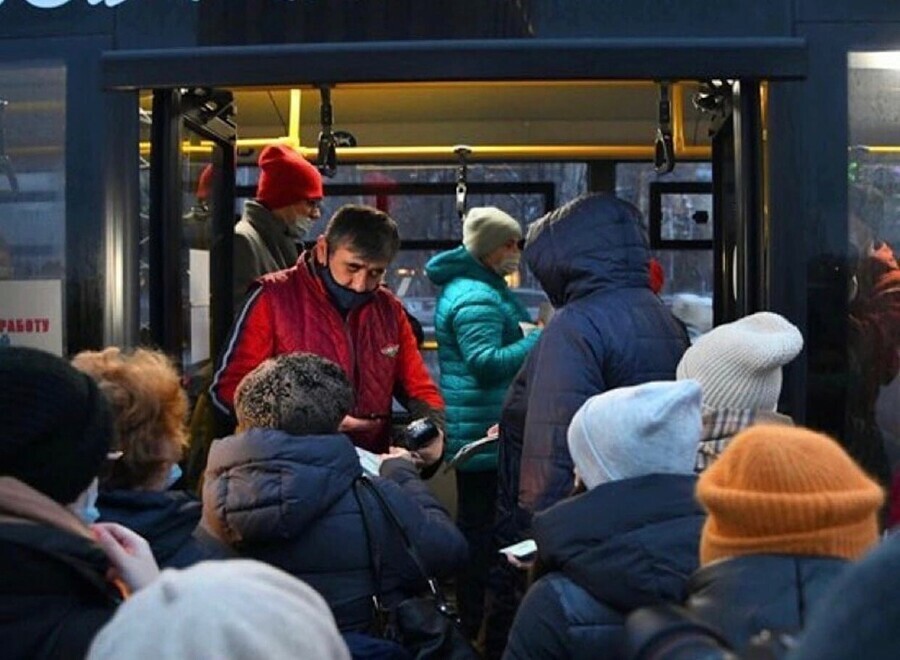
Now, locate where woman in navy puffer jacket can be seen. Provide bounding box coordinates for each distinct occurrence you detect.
[504,380,706,659]
[512,193,690,519]
[202,353,468,631]
[486,194,690,659]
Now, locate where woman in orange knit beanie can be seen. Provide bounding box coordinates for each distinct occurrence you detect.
[680,424,883,653]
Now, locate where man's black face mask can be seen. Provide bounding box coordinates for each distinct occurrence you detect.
[318,257,375,313]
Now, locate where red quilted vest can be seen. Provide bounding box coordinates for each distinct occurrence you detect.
[260,260,403,451]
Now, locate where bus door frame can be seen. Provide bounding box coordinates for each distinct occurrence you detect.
[104,38,806,360]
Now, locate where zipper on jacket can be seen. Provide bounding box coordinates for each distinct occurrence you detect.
[344,313,360,409]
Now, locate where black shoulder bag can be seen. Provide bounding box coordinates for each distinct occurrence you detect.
[353,476,479,660]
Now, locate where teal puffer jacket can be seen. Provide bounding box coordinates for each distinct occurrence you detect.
[426,246,541,471]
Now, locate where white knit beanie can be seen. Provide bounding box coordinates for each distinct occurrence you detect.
[676,312,804,411]
[462,207,523,258]
[87,560,350,660]
[566,380,703,490]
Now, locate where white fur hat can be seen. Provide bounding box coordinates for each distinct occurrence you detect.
[566,380,703,490]
[462,207,522,258]
[87,560,350,660]
[676,312,804,411]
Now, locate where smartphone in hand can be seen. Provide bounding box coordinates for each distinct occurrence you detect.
[499,539,537,563]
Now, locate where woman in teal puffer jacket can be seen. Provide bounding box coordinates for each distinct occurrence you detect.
[425,206,542,641]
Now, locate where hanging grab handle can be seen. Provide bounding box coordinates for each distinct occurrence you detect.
[317,85,337,178]
[316,86,357,178]
[454,145,472,220]
[654,82,675,175]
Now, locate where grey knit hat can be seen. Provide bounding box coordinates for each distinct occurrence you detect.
[676,312,804,411]
[462,207,522,258]
[566,380,703,490]
[87,560,350,660]
[235,353,353,435]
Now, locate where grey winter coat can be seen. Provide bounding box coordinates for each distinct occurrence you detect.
[233,200,303,308]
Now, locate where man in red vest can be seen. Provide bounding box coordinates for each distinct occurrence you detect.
[210,204,445,467]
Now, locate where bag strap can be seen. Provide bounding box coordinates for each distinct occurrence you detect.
[352,478,385,608]
[355,475,446,603]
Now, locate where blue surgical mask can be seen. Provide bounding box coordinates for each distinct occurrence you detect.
[164,463,183,490]
[318,260,375,314]
[69,478,101,525]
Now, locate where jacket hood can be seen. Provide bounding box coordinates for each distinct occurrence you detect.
[203,428,362,546]
[524,193,650,306]
[533,474,703,611]
[425,245,505,287]
[0,476,95,541]
[0,477,115,597]
[685,553,849,651]
[98,489,201,564]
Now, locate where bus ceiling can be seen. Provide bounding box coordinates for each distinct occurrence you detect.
[137,81,719,163]
[118,38,804,164]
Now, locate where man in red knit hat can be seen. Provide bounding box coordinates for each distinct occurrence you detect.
[232,144,324,308]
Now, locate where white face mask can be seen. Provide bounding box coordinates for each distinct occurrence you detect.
[292,216,315,237]
[494,254,521,276]
[68,478,100,525]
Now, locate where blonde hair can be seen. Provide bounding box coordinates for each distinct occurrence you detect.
[72,347,188,489]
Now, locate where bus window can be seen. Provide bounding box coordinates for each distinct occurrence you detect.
[616,162,714,341]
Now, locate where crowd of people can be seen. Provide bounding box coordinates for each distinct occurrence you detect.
[2,149,899,659]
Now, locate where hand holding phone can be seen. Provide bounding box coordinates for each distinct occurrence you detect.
[499,539,537,569]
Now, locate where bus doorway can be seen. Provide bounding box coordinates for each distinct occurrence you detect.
[106,38,806,493]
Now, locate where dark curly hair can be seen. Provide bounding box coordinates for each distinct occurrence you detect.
[235,353,354,435]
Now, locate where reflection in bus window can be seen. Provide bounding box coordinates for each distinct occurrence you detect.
[847,52,900,494]
[0,63,66,282]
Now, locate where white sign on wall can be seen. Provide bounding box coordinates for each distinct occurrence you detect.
[0,279,64,355]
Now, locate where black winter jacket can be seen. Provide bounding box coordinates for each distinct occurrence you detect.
[494,353,535,553]
[515,194,689,517]
[98,488,233,568]
[202,428,468,630]
[0,478,122,660]
[684,554,850,652]
[504,474,704,660]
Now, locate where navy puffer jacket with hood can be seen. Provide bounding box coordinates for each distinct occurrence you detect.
[515,194,689,515]
[201,428,468,631]
[98,489,232,568]
[504,474,704,660]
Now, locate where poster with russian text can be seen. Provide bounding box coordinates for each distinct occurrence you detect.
[0,280,63,355]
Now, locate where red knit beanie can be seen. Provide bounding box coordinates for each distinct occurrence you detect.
[255,145,323,211]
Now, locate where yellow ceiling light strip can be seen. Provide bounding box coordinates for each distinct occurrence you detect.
[246,80,659,93]
[288,89,302,146]
[139,142,710,160]
[672,83,686,153]
[857,146,900,154]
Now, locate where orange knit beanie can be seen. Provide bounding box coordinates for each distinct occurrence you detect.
[697,424,883,565]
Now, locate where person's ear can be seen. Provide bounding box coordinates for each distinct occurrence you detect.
[314,236,328,265]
